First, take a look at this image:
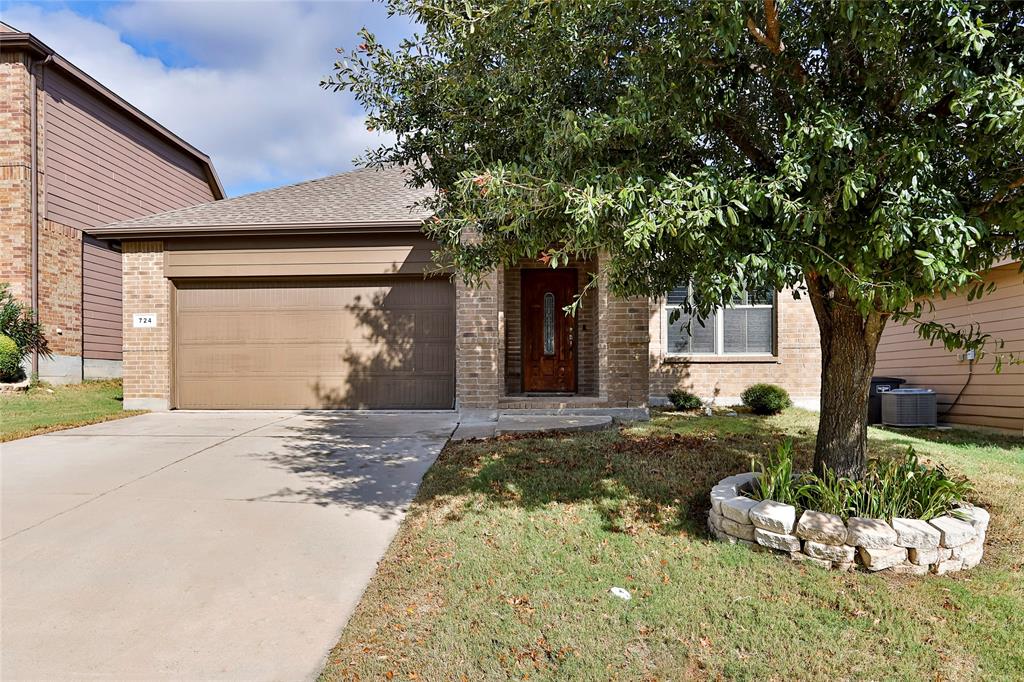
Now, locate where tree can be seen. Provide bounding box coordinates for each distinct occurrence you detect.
[327,0,1024,477]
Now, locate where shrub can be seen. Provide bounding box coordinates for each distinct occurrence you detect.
[0,333,21,382]
[0,283,49,360]
[741,383,792,415]
[667,389,702,411]
[745,442,971,521]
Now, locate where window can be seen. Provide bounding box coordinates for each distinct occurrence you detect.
[543,292,555,355]
[665,285,775,356]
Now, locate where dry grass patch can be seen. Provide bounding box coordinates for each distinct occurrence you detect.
[0,380,144,441]
[322,409,1024,681]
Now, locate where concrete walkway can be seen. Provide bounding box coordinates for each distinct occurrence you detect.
[0,411,457,681]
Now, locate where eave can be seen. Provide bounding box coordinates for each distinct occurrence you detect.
[85,220,428,240]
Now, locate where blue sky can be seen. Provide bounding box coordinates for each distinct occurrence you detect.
[3,1,415,196]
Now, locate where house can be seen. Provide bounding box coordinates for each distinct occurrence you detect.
[875,258,1024,434]
[89,166,821,413]
[0,23,223,383]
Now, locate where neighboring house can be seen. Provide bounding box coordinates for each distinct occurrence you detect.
[0,23,223,383]
[876,258,1024,434]
[89,166,821,413]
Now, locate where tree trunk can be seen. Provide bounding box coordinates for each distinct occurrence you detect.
[806,273,887,479]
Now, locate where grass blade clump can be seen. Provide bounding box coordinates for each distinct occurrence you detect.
[745,444,971,521]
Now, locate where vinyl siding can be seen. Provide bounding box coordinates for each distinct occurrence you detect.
[164,235,439,278]
[82,236,121,360]
[875,262,1024,433]
[43,69,214,230]
[41,67,217,363]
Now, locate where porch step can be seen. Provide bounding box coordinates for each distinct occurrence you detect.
[450,414,614,441]
[498,395,611,409]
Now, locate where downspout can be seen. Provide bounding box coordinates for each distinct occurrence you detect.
[29,53,52,378]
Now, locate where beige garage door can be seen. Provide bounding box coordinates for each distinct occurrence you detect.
[173,278,455,409]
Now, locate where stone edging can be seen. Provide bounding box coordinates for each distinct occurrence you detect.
[0,377,31,393]
[708,473,987,576]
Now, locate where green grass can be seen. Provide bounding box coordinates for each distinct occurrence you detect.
[0,379,144,441]
[321,409,1024,681]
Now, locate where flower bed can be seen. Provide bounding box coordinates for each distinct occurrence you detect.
[707,473,988,575]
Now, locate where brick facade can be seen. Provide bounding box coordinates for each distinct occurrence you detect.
[0,52,35,305]
[38,220,82,356]
[121,241,171,409]
[648,288,821,405]
[454,269,504,410]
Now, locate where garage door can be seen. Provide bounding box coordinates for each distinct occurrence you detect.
[173,278,455,409]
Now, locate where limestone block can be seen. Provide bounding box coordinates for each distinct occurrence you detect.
[846,517,897,549]
[749,500,797,534]
[892,518,941,549]
[857,545,907,571]
[754,528,801,552]
[721,517,756,541]
[929,516,975,548]
[908,547,939,566]
[721,496,760,524]
[709,485,737,514]
[956,506,990,533]
[789,552,831,569]
[803,540,856,562]
[795,510,847,545]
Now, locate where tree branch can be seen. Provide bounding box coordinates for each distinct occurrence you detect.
[715,114,776,173]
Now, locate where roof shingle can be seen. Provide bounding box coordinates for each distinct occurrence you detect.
[89,166,433,237]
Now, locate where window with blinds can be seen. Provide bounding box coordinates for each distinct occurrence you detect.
[665,285,775,356]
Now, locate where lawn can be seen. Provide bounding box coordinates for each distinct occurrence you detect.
[321,409,1024,681]
[0,380,144,441]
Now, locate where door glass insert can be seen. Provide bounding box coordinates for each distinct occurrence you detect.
[543,292,555,355]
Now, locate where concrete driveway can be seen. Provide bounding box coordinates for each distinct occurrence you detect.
[0,410,457,681]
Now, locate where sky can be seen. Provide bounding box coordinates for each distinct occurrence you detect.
[2,0,414,196]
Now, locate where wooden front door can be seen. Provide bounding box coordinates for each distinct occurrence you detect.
[522,269,577,393]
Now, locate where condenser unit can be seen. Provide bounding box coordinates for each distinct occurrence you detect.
[881,388,937,427]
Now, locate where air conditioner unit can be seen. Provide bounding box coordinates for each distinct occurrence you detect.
[881,388,937,427]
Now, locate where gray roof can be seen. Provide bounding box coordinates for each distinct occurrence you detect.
[88,166,433,238]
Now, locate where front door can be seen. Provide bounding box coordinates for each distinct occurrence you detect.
[522,269,577,393]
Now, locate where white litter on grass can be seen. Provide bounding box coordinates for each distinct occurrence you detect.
[609,587,632,601]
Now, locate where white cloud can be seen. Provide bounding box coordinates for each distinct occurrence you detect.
[4,1,408,196]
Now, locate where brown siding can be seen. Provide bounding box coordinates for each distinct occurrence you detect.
[83,236,121,360]
[164,234,439,278]
[876,262,1024,433]
[43,69,214,230]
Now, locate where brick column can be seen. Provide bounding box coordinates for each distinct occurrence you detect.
[122,241,170,410]
[596,253,650,407]
[455,268,503,413]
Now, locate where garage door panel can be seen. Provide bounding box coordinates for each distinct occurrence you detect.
[174,279,455,409]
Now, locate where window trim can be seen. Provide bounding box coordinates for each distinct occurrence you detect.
[662,288,778,359]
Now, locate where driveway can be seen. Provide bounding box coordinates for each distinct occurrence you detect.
[0,410,457,681]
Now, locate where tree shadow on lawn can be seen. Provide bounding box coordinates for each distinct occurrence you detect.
[419,414,813,536]
[417,413,1023,539]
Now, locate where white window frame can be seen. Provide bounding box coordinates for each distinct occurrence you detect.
[663,287,777,358]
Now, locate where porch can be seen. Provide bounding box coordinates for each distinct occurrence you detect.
[454,253,651,414]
